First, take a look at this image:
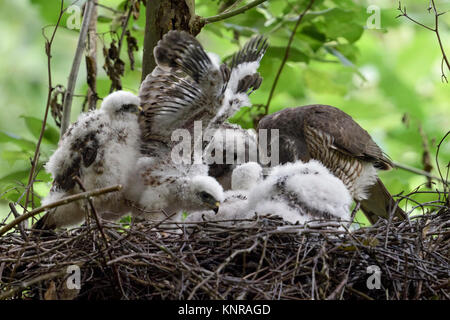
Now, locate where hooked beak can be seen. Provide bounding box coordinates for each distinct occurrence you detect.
[213,202,220,214]
[138,106,143,115]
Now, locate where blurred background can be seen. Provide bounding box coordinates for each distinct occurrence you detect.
[0,0,448,225]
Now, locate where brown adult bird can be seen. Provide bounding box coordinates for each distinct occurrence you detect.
[257,104,407,224]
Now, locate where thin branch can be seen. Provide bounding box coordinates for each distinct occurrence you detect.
[396,4,435,31]
[393,161,444,183]
[0,269,68,300]
[326,273,348,300]
[95,2,122,14]
[60,0,96,136]
[264,0,316,115]
[187,239,259,299]
[397,1,449,82]
[8,203,28,241]
[73,177,126,298]
[22,0,65,213]
[73,178,109,251]
[220,0,245,14]
[0,185,122,237]
[117,2,134,61]
[203,0,268,24]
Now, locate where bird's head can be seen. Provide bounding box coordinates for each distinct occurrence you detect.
[189,176,224,213]
[100,90,142,121]
[231,162,263,191]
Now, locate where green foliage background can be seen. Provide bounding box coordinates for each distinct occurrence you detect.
[0,0,448,225]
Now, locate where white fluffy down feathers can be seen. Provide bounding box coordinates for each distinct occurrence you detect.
[124,157,225,223]
[186,160,352,226]
[248,160,352,224]
[39,91,142,229]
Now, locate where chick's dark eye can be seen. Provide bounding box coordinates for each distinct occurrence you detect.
[200,192,211,200]
[121,104,137,112]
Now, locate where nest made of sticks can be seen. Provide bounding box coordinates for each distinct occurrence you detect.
[0,205,448,300]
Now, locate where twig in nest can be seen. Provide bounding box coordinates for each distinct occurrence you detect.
[73,177,126,298]
[0,209,448,300]
[0,270,67,300]
[0,185,122,237]
[8,203,28,241]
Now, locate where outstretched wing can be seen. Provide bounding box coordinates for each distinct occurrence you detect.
[209,35,268,125]
[139,31,268,153]
[139,68,216,149]
[140,31,234,151]
[228,35,268,94]
[154,30,228,96]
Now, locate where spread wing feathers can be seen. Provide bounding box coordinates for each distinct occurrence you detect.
[228,35,268,94]
[139,68,216,145]
[208,35,267,125]
[154,30,211,81]
[140,31,268,151]
[154,30,227,96]
[230,35,268,69]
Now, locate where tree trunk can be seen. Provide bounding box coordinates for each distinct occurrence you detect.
[141,0,198,81]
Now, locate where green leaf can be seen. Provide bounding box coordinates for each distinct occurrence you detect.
[119,215,131,223]
[117,0,128,11]
[303,68,348,95]
[265,46,309,63]
[0,131,36,151]
[20,116,60,145]
[29,0,74,30]
[325,46,365,80]
[0,166,51,206]
[318,8,365,43]
[0,169,30,190]
[98,15,113,23]
[1,150,31,166]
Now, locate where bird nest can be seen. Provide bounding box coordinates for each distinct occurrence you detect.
[0,204,448,301]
